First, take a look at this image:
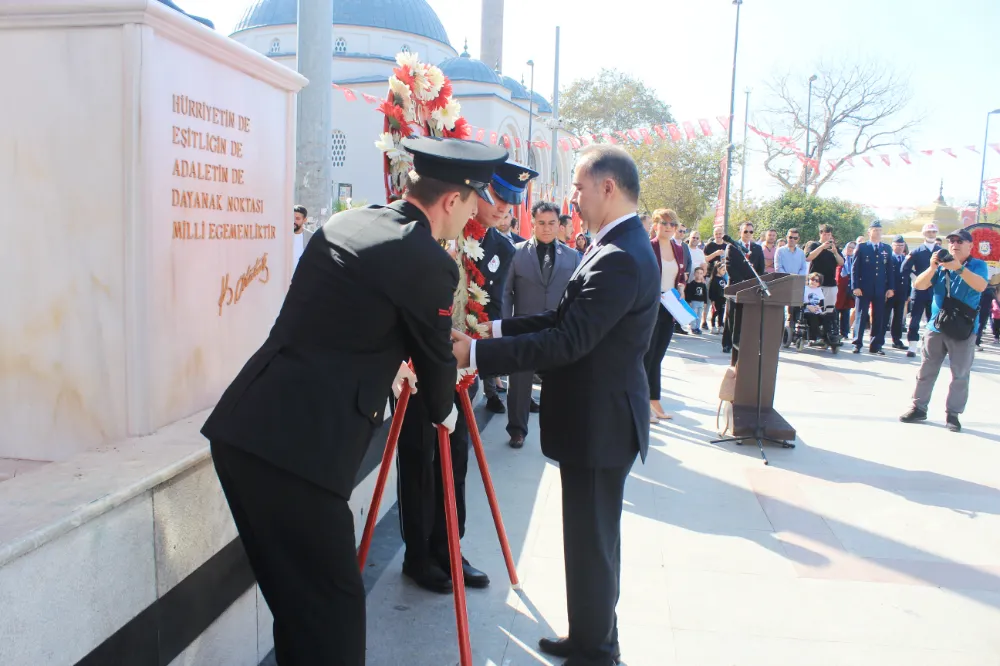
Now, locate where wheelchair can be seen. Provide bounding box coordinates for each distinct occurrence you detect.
[782,306,842,353]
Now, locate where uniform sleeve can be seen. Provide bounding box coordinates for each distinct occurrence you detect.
[850,249,860,290]
[394,255,460,425]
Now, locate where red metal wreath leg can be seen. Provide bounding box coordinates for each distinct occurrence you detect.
[457,382,521,588]
[357,379,410,570]
[437,424,473,666]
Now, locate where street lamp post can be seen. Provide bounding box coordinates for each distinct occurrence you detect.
[976,108,1000,224]
[722,0,743,238]
[526,59,535,169]
[804,74,817,193]
[740,87,750,201]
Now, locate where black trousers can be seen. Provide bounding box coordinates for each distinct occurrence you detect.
[506,369,534,438]
[976,300,993,346]
[560,460,634,666]
[643,306,675,401]
[853,295,887,351]
[723,301,744,364]
[838,309,851,338]
[886,296,907,344]
[211,441,365,666]
[907,292,933,342]
[711,298,726,328]
[395,380,477,564]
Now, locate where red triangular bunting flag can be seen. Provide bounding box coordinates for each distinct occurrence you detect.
[862,156,874,167]
[682,121,697,140]
[558,139,570,151]
[362,93,379,104]
[653,125,667,140]
[698,119,713,136]
[717,116,731,132]
[627,129,640,142]
[942,148,957,158]
[580,135,591,146]
[899,152,911,165]
[639,128,653,144]
[570,137,581,149]
[501,135,511,148]
[603,133,615,144]
[616,131,629,142]
[921,149,934,156]
[341,88,357,101]
[966,145,980,154]
[991,143,1000,155]
[880,154,890,166]
[844,156,854,166]
[667,125,682,142]
[827,160,838,170]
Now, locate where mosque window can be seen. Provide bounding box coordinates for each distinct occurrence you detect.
[331,130,347,168]
[400,44,411,54]
[269,38,280,54]
[334,37,347,54]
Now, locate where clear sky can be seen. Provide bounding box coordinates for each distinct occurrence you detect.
[183,0,999,218]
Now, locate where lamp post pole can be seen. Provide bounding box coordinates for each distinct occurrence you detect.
[527,60,535,169]
[722,0,743,238]
[804,74,817,194]
[295,0,334,230]
[976,109,1000,224]
[740,87,750,201]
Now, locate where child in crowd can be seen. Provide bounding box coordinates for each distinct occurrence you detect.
[803,272,826,341]
[684,267,709,334]
[708,262,729,335]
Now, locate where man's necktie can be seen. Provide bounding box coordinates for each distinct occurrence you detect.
[541,249,554,284]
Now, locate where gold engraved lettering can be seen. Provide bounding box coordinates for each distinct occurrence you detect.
[172,126,229,155]
[172,159,230,183]
[173,94,237,129]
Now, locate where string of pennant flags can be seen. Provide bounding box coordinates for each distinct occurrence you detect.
[334,82,1000,170]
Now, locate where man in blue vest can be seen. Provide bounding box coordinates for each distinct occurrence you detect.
[900,222,939,357]
[850,220,896,355]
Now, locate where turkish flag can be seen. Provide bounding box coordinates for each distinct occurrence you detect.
[698,119,713,136]
[717,115,731,132]
[489,131,498,145]
[667,125,682,142]
[653,125,667,140]
[571,203,582,237]
[476,128,485,142]
[341,88,357,101]
[899,152,912,165]
[639,128,653,145]
[682,121,697,140]
[362,93,379,104]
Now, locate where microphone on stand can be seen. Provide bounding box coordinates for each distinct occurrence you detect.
[721,234,770,297]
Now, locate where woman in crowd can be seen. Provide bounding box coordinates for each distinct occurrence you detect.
[835,240,857,338]
[574,232,590,258]
[644,209,687,422]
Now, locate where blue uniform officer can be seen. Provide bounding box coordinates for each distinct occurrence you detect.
[851,220,896,354]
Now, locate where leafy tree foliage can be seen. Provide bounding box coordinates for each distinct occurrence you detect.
[560,69,674,136]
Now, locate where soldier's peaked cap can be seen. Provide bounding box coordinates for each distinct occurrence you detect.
[492,161,540,205]
[402,137,508,205]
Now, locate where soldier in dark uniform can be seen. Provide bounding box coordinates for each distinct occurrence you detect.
[202,137,508,666]
[478,162,539,413]
[901,222,939,357]
[396,160,537,593]
[886,235,910,349]
[850,220,896,355]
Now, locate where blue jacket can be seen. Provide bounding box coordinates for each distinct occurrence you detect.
[890,252,910,301]
[476,227,521,319]
[851,241,896,296]
[901,244,935,298]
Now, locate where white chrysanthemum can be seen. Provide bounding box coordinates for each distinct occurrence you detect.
[466,313,480,330]
[462,237,484,261]
[395,51,420,70]
[431,97,462,131]
[411,66,433,101]
[374,132,408,163]
[474,320,490,336]
[468,282,489,305]
[424,65,445,99]
[388,75,412,108]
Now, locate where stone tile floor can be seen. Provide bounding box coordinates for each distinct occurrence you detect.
[363,332,1000,666]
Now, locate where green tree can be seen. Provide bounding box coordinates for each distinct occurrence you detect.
[559,69,674,136]
[756,191,869,245]
[630,137,730,228]
[696,198,759,239]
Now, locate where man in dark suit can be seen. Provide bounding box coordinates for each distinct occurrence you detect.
[201,137,508,665]
[722,221,766,363]
[453,145,659,666]
[477,162,538,414]
[901,222,939,357]
[502,201,581,448]
[886,235,910,350]
[850,219,896,355]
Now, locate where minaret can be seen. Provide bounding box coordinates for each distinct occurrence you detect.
[480,0,504,75]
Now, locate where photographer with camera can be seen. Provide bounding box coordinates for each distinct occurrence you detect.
[899,229,988,432]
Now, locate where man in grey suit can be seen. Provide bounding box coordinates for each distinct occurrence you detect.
[502,201,581,448]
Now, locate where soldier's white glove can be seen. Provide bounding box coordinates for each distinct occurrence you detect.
[391,362,418,399]
[436,405,458,435]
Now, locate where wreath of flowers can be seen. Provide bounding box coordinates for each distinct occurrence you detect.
[970,225,1000,263]
[375,51,487,339]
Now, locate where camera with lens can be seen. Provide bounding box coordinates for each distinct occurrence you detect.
[936,248,953,264]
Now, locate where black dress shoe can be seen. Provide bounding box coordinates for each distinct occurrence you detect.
[899,407,927,423]
[486,395,506,414]
[946,412,962,432]
[892,341,906,350]
[871,348,885,356]
[437,556,491,588]
[906,351,916,358]
[852,346,861,354]
[402,559,452,594]
[538,637,621,664]
[509,435,525,449]
[529,398,540,413]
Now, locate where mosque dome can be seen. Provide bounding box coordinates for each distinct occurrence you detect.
[233,0,451,46]
[501,75,530,100]
[439,49,503,86]
[530,91,553,114]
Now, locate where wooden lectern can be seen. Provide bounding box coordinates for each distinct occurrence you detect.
[724,272,805,446]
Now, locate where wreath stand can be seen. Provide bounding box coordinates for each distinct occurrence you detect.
[357,371,519,666]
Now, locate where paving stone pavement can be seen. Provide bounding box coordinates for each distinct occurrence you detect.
[363,333,1000,666]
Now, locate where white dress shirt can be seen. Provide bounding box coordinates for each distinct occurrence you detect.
[468,211,637,369]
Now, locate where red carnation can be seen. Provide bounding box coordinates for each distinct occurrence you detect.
[426,81,453,112]
[444,117,472,140]
[467,300,484,315]
[377,100,412,137]
[393,66,414,88]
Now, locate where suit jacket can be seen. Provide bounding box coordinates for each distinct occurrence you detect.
[890,252,910,302]
[680,241,693,276]
[651,238,687,289]
[725,241,766,286]
[476,216,659,468]
[503,237,580,318]
[850,241,895,296]
[477,227,518,319]
[201,200,458,499]
[901,244,935,298]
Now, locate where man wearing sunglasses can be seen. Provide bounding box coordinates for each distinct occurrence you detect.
[722,221,766,361]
